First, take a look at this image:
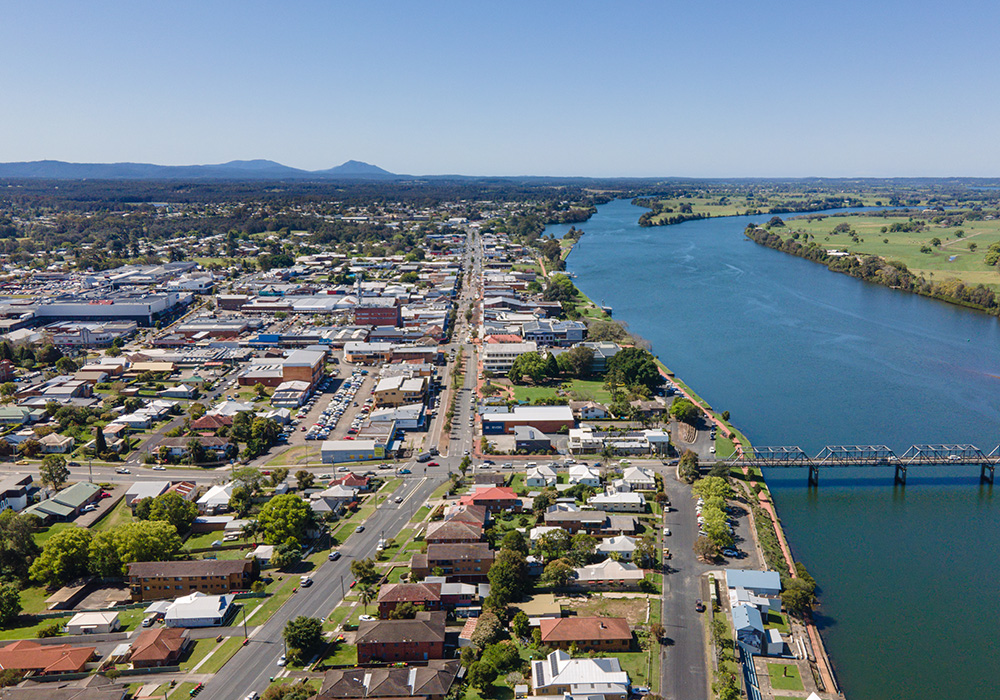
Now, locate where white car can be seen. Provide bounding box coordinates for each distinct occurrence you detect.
[359,614,376,622]
[276,654,287,667]
[152,465,166,471]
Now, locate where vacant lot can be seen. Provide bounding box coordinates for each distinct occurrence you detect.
[559,595,648,626]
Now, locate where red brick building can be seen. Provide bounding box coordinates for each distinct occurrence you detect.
[425,520,484,545]
[355,298,402,327]
[355,610,446,663]
[538,616,632,652]
[409,543,494,583]
[128,560,254,602]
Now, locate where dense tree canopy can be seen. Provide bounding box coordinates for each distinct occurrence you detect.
[257,494,314,545]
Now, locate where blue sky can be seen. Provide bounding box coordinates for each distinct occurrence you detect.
[2,1,999,177]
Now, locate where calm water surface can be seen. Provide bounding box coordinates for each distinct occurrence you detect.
[553,199,1000,700]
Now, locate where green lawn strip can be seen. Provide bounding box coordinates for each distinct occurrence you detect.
[327,604,353,628]
[604,651,652,688]
[386,566,409,583]
[429,482,453,500]
[180,638,219,671]
[33,522,75,547]
[17,585,55,615]
[409,505,431,523]
[765,611,791,634]
[379,478,403,493]
[714,433,737,459]
[184,530,233,550]
[199,636,246,674]
[116,609,146,631]
[767,663,804,691]
[0,614,73,641]
[323,640,357,665]
[330,523,357,546]
[249,575,299,625]
[90,497,136,532]
[509,473,526,495]
[169,682,198,700]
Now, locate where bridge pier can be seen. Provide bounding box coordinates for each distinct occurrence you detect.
[808,464,820,487]
[894,464,907,485]
[981,463,995,485]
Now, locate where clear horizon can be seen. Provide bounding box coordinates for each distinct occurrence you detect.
[4,1,999,178]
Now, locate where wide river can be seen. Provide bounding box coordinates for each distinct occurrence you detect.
[550,199,1000,700]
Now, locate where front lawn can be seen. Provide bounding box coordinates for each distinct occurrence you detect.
[323,640,357,665]
[765,610,790,634]
[768,663,804,691]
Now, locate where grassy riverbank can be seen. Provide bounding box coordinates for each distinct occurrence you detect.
[780,210,1000,291]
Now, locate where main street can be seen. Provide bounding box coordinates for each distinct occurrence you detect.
[203,470,447,700]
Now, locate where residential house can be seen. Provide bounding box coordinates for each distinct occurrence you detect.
[124,480,171,508]
[127,559,254,602]
[543,510,609,535]
[39,432,74,454]
[410,543,494,583]
[355,610,446,663]
[163,592,235,627]
[526,464,558,489]
[0,475,34,513]
[620,466,656,492]
[313,659,460,700]
[539,617,632,652]
[443,504,489,527]
[568,464,601,487]
[572,560,646,590]
[457,486,520,513]
[530,649,630,699]
[310,484,358,515]
[597,535,637,561]
[129,627,192,668]
[0,640,95,676]
[568,401,608,421]
[158,436,231,460]
[587,491,645,513]
[65,611,120,635]
[196,482,234,514]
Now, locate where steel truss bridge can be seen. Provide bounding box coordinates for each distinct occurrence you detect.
[727,444,1000,486]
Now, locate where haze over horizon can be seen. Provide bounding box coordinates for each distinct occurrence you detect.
[4,1,999,178]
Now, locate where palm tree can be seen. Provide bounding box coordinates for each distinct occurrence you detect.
[240,520,261,545]
[357,583,376,613]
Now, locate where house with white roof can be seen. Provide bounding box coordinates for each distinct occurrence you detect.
[530,649,630,698]
[526,464,558,489]
[163,592,235,628]
[572,560,645,590]
[621,466,656,491]
[587,491,645,513]
[596,535,637,561]
[65,610,121,635]
[568,464,601,487]
[196,483,233,514]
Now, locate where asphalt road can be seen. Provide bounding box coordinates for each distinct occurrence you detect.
[657,463,711,700]
[203,472,446,700]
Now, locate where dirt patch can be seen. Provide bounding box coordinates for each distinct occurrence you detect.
[676,422,696,443]
[558,595,649,626]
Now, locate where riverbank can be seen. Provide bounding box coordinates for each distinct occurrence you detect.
[745,223,1000,317]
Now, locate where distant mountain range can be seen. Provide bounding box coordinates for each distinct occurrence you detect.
[0,159,401,180]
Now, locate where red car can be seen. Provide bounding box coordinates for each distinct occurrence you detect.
[99,492,112,499]
[427,461,439,467]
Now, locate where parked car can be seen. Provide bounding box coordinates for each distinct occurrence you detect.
[277,654,287,667]
[328,550,341,561]
[359,615,376,622]
[356,525,365,533]
[81,504,98,513]
[695,599,706,613]
[299,576,313,587]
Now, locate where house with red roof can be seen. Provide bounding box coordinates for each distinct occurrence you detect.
[129,627,192,668]
[457,486,520,513]
[0,640,95,675]
[332,473,371,492]
[539,616,632,652]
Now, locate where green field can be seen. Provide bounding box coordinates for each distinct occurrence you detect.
[767,663,804,691]
[513,378,612,405]
[782,212,1000,290]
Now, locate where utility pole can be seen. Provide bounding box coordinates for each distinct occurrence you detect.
[340,575,345,600]
[242,602,248,640]
[87,457,93,484]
